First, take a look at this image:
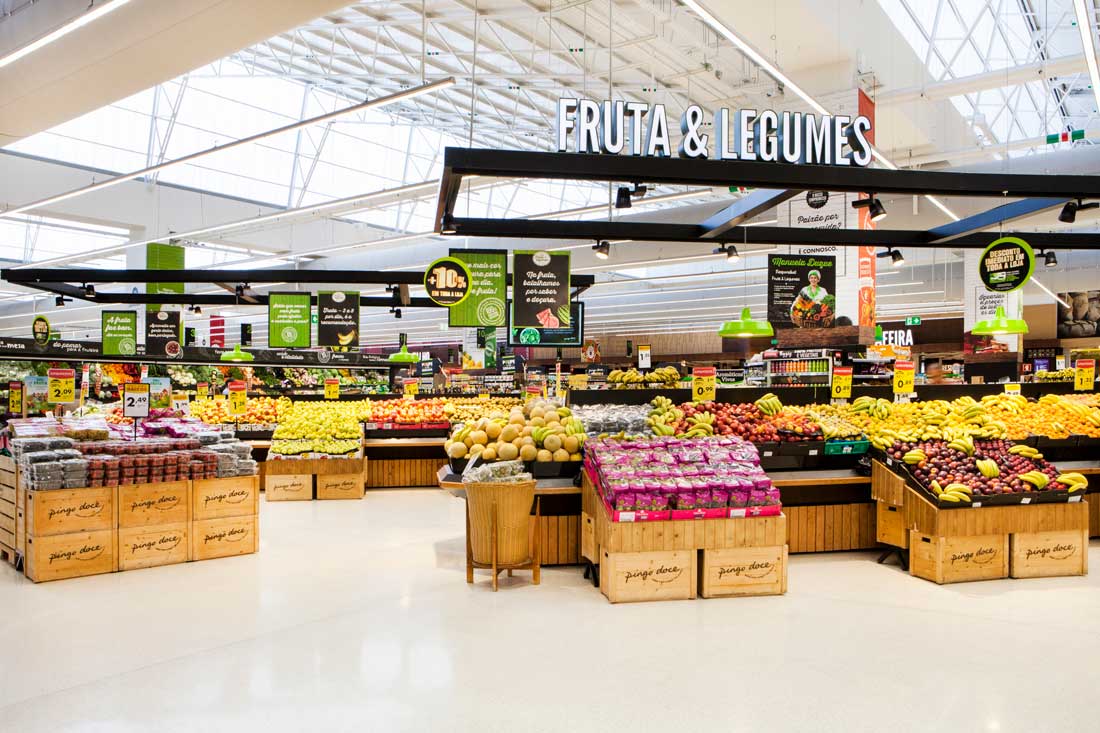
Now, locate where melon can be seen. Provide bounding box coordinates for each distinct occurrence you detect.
[481,447,496,461]
[536,449,553,462]
[463,436,474,448]
[520,436,535,447]
[543,434,562,453]
[509,412,526,425]
[500,425,519,442]
[448,442,468,459]
[530,407,546,419]
[544,415,560,426]
[486,423,502,439]
[552,448,570,462]
[563,436,579,453]
[569,452,582,461]
[470,430,488,446]
[468,443,484,455]
[489,410,505,420]
[498,443,519,461]
[512,437,525,449]
[519,444,537,461]
[521,426,534,437]
[444,439,453,453]
[530,416,546,427]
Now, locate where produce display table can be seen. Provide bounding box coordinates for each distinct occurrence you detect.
[768,469,877,554]
[264,456,365,501]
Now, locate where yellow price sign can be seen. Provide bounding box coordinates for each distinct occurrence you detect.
[1004,383,1021,395]
[692,366,716,402]
[893,360,915,395]
[228,381,247,415]
[478,392,490,400]
[324,378,340,400]
[47,368,75,403]
[1075,359,1095,391]
[831,367,853,400]
[195,382,209,401]
[8,381,22,414]
[403,379,419,397]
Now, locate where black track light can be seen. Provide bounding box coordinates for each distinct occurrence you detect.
[713,244,741,263]
[55,296,68,307]
[852,193,887,222]
[1044,249,1058,267]
[593,240,611,260]
[235,283,246,298]
[615,186,632,209]
[391,307,402,319]
[83,283,95,298]
[1059,199,1099,223]
[877,247,905,267]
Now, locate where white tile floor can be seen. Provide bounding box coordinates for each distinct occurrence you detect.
[1,489,1098,733]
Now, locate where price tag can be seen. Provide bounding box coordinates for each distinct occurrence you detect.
[122,382,150,418]
[692,366,716,402]
[1004,383,1021,395]
[195,382,209,401]
[80,364,90,403]
[8,381,22,414]
[1075,359,1095,391]
[139,365,148,381]
[893,360,915,395]
[171,392,189,414]
[403,379,419,398]
[47,368,75,403]
[478,392,490,400]
[324,378,340,400]
[228,381,247,415]
[637,345,651,369]
[831,366,853,400]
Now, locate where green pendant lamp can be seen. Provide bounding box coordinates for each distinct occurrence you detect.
[971,306,1028,336]
[718,307,775,338]
[219,344,254,362]
[387,345,419,363]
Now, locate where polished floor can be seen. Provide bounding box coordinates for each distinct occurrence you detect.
[1,489,1098,732]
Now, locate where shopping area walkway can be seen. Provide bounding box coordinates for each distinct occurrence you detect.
[1,490,1097,732]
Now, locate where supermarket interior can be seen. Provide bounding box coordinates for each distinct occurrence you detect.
[2,0,1100,731]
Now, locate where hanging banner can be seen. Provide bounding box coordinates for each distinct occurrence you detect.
[145,309,182,358]
[268,292,312,348]
[857,245,877,329]
[424,257,471,306]
[47,368,76,404]
[979,237,1035,293]
[512,250,571,328]
[209,315,225,348]
[448,249,507,327]
[240,323,252,347]
[32,315,50,347]
[146,242,184,312]
[317,291,359,348]
[768,254,837,328]
[101,311,138,356]
[480,327,497,369]
[1057,289,1100,338]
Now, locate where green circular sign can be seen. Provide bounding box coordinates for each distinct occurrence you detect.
[32,315,50,347]
[979,236,1035,293]
[424,257,471,307]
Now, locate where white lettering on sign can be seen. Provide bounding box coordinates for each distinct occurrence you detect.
[556,98,873,166]
[880,329,914,346]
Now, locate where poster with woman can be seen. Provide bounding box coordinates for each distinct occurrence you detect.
[767,254,837,328]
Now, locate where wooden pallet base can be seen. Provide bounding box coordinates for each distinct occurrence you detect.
[600,548,697,603]
[530,514,579,566]
[700,545,788,598]
[785,503,878,553]
[1010,529,1089,578]
[910,531,1009,585]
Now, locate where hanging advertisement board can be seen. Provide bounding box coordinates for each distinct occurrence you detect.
[145,309,182,358]
[447,249,507,327]
[767,254,837,329]
[268,292,312,348]
[317,291,359,348]
[102,311,138,356]
[512,250,571,328]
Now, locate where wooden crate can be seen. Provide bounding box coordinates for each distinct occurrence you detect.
[528,514,579,565]
[581,511,596,564]
[265,473,312,501]
[191,515,259,561]
[117,522,189,571]
[1009,529,1089,579]
[25,486,114,537]
[118,481,190,528]
[909,531,1009,584]
[905,486,1090,537]
[316,473,365,500]
[0,455,16,490]
[25,529,117,582]
[192,476,259,520]
[700,545,788,598]
[366,458,440,488]
[0,500,14,550]
[264,457,364,476]
[784,502,877,553]
[0,483,14,506]
[876,501,908,549]
[871,460,907,506]
[599,548,696,603]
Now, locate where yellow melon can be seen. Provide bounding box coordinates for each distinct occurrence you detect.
[521,436,535,447]
[530,407,546,419]
[468,430,487,446]
[543,434,562,453]
[468,443,484,455]
[486,423,502,439]
[530,416,546,427]
[552,448,569,462]
[498,443,519,461]
[562,435,579,453]
[511,437,525,449]
[521,426,534,437]
[500,424,519,442]
[569,452,582,461]
[519,444,537,461]
[448,442,468,459]
[536,449,553,462]
[509,412,526,426]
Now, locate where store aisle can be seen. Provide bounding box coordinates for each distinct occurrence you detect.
[0,490,1097,733]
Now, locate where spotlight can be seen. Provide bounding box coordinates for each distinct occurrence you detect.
[852,194,887,222]
[877,247,905,267]
[615,186,632,209]
[83,283,95,298]
[1059,199,1098,223]
[235,283,246,298]
[713,244,740,263]
[391,307,402,319]
[188,305,203,315]
[55,295,68,307]
[593,240,611,260]
[1044,249,1058,267]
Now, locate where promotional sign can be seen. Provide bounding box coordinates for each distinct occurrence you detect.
[580,339,600,363]
[403,378,419,397]
[228,381,247,415]
[768,254,837,329]
[893,360,915,395]
[240,323,252,347]
[480,327,497,369]
[507,301,584,347]
[101,311,138,356]
[140,365,148,382]
[195,382,209,401]
[145,309,182,358]
[448,249,507,327]
[79,363,90,404]
[1075,359,1095,391]
[209,315,225,348]
[171,392,190,414]
[831,366,853,399]
[964,243,1022,354]
[144,377,172,409]
[424,257,471,306]
[32,315,50,347]
[692,366,717,402]
[184,327,197,346]
[24,376,48,414]
[317,291,359,348]
[638,344,652,369]
[512,250,571,328]
[788,190,846,229]
[46,368,75,404]
[122,382,150,418]
[146,241,184,311]
[8,380,22,413]
[324,378,340,400]
[268,292,312,348]
[979,237,1035,293]
[461,328,485,369]
[1004,383,1022,395]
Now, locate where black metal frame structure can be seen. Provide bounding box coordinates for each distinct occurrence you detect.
[434,147,1100,250]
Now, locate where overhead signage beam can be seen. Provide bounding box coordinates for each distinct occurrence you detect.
[700,188,801,238]
[928,197,1069,244]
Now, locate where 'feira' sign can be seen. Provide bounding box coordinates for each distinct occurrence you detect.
[556,98,873,166]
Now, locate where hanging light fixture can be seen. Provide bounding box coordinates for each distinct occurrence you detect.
[1044,249,1058,267]
[971,306,1028,336]
[387,344,419,363]
[219,344,254,362]
[852,194,887,222]
[718,306,775,338]
[877,247,905,267]
[592,240,611,260]
[712,244,740,263]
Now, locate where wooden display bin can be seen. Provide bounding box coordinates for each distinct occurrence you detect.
[700,545,788,598]
[316,473,365,500]
[1010,529,1089,579]
[117,522,189,571]
[600,548,697,603]
[118,481,190,528]
[25,529,117,582]
[0,497,14,563]
[365,458,440,488]
[191,515,259,561]
[871,459,907,506]
[909,532,1009,584]
[265,473,312,501]
[192,476,259,520]
[581,511,596,565]
[876,501,908,549]
[26,486,114,537]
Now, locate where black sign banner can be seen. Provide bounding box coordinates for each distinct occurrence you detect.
[512,250,571,328]
[145,309,182,358]
[979,236,1035,293]
[317,291,360,348]
[767,254,837,329]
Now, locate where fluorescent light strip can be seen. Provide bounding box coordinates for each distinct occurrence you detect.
[680,0,959,222]
[0,0,133,69]
[1029,277,1071,308]
[876,280,924,289]
[3,78,457,223]
[586,294,763,310]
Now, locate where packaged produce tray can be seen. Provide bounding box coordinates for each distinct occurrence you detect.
[823,439,870,456]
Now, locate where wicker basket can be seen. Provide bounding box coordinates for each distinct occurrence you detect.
[465,480,536,566]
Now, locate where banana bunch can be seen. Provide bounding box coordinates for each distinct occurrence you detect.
[870,398,892,419]
[607,368,647,385]
[935,482,973,503]
[902,449,926,464]
[1018,470,1050,490]
[1055,472,1088,493]
[1058,397,1100,426]
[850,396,875,413]
[947,435,975,456]
[562,416,585,436]
[679,412,715,438]
[644,366,681,384]
[1008,444,1043,460]
[975,458,1000,478]
[597,430,629,441]
[981,393,1027,414]
[754,393,782,416]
